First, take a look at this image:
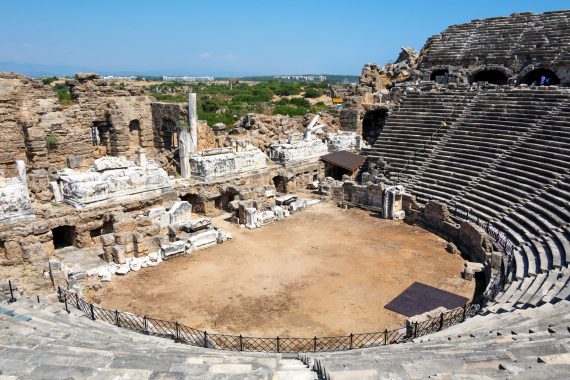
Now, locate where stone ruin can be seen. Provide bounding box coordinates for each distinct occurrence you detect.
[269,115,329,165]
[56,150,172,209]
[229,195,320,230]
[269,114,364,165]
[188,139,268,182]
[0,161,35,225]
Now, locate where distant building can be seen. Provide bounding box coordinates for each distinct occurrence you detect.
[102,75,137,81]
[274,75,327,82]
[162,76,214,83]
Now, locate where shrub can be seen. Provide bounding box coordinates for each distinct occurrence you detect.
[53,83,72,105]
[45,133,58,150]
[304,88,322,98]
[42,77,58,85]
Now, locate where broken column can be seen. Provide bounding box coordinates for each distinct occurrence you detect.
[189,92,198,151]
[178,92,198,179]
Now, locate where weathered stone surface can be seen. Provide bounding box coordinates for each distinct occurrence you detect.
[58,156,172,209]
[180,218,211,233]
[188,141,267,182]
[168,201,192,224]
[189,229,218,249]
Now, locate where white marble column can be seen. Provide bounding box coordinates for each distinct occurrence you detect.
[189,93,198,152]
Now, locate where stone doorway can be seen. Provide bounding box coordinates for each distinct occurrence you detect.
[128,120,142,156]
[362,110,387,145]
[181,193,205,214]
[215,189,240,211]
[521,68,560,86]
[273,175,288,193]
[473,70,508,85]
[162,121,179,150]
[93,121,113,154]
[52,226,76,249]
[430,69,449,83]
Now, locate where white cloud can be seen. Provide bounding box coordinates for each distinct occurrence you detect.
[199,52,211,59]
[224,53,237,61]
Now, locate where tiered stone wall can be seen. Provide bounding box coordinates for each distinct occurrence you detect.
[418,10,570,84]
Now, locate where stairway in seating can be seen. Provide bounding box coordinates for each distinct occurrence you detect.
[0,297,317,380]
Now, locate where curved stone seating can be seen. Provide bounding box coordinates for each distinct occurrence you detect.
[364,87,570,319]
[419,10,570,71]
[0,298,316,380]
[300,301,570,380]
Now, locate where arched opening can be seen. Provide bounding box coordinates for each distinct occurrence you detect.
[430,69,449,83]
[362,110,387,145]
[52,225,76,249]
[128,120,142,154]
[521,68,560,86]
[181,193,205,214]
[92,121,113,154]
[472,70,508,85]
[273,175,288,193]
[214,189,240,211]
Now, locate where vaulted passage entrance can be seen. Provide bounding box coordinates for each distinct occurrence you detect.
[473,70,508,85]
[362,110,387,145]
[521,68,560,86]
[52,226,76,249]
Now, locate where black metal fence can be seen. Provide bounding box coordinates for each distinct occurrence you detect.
[58,286,483,352]
[54,207,516,353]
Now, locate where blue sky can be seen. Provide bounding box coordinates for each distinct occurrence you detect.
[1,0,569,76]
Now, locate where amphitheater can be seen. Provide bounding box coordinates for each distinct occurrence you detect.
[2,9,570,380]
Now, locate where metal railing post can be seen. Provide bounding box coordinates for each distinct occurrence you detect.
[462,304,467,322]
[414,322,418,338]
[115,310,120,327]
[90,304,95,320]
[175,322,180,342]
[313,337,317,352]
[76,294,80,310]
[276,337,280,353]
[8,280,16,303]
[239,335,243,351]
[439,313,444,331]
[144,316,148,335]
[349,333,353,350]
[64,294,69,313]
[384,329,388,345]
[203,331,208,348]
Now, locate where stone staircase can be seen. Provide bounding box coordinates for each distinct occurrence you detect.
[0,297,317,380]
[362,86,570,315]
[300,301,570,379]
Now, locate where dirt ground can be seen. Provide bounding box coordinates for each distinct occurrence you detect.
[92,202,474,337]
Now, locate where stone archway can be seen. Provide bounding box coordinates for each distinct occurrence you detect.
[273,175,288,193]
[52,225,76,249]
[128,120,142,156]
[362,109,387,145]
[472,70,508,85]
[520,68,560,86]
[430,69,449,83]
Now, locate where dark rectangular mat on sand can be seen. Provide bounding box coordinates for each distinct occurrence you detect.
[384,282,469,317]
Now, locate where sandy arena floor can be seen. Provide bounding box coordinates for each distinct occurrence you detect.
[91,202,474,337]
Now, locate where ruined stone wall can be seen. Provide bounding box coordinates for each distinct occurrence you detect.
[230,112,340,154]
[0,73,160,173]
[0,191,174,266]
